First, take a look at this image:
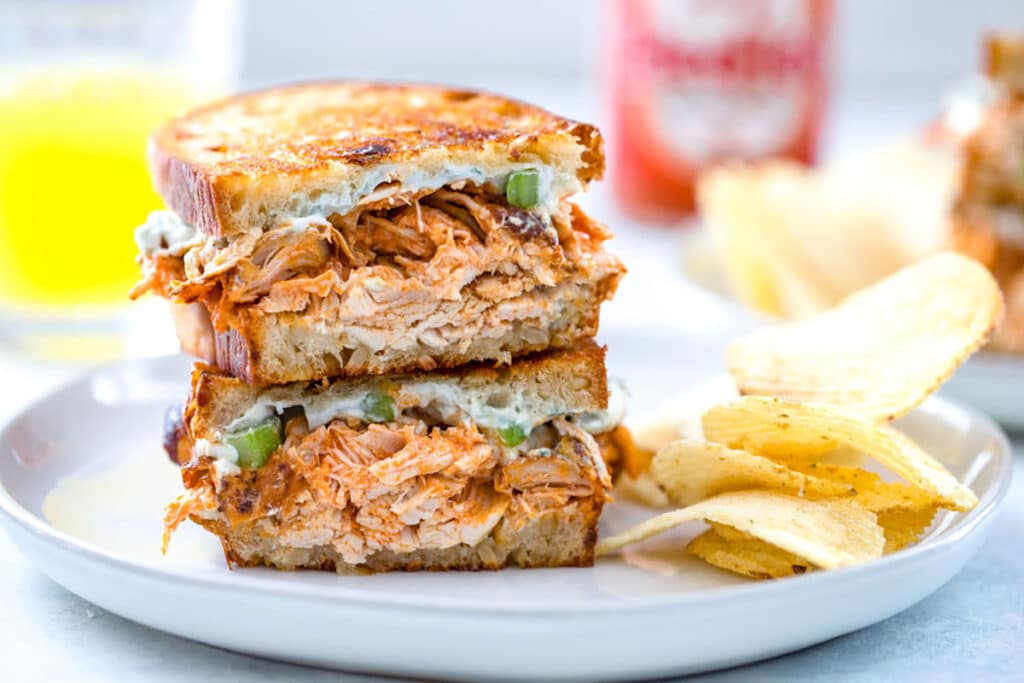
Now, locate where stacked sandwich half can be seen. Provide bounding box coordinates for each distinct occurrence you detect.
[132,83,628,572]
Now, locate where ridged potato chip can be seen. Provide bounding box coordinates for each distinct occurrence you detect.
[697,148,956,320]
[726,253,1002,422]
[876,506,939,553]
[798,464,939,552]
[596,490,885,570]
[702,397,978,511]
[651,440,852,506]
[688,525,813,579]
[613,472,671,509]
[702,399,839,461]
[697,163,809,317]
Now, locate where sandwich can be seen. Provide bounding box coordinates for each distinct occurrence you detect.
[140,81,631,573]
[953,34,1024,352]
[162,342,626,572]
[131,82,625,384]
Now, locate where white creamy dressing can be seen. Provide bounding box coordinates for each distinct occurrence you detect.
[291,163,574,222]
[208,379,627,473]
[194,439,242,477]
[225,379,625,435]
[134,164,580,257]
[133,210,202,257]
[283,213,333,233]
[575,379,628,434]
[227,392,370,434]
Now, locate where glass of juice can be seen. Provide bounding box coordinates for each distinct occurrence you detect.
[0,1,238,360]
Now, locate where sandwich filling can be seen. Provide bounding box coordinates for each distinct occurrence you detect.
[165,383,619,566]
[132,181,623,368]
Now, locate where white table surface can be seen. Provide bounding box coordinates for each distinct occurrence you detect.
[2,90,1021,680]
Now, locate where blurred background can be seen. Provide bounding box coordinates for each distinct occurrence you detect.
[1,0,1023,419]
[239,0,1018,150]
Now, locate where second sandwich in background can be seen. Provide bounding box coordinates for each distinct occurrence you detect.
[134,82,630,572]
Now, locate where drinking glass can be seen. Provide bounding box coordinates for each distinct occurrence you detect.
[0,0,238,360]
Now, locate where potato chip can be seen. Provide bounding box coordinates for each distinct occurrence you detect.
[698,162,854,319]
[702,397,978,511]
[650,440,852,506]
[613,471,671,509]
[702,399,840,461]
[697,146,957,321]
[688,525,813,579]
[876,507,939,553]
[798,464,939,552]
[726,252,1003,422]
[596,490,885,569]
[697,163,802,317]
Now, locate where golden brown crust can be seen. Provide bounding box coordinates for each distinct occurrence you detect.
[149,82,605,238]
[952,206,1024,284]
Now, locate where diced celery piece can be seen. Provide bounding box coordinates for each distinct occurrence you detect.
[361,390,395,423]
[497,424,527,447]
[225,415,282,469]
[506,170,540,208]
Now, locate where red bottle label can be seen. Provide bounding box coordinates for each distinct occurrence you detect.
[605,0,831,221]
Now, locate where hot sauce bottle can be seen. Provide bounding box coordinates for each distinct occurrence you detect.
[604,0,832,222]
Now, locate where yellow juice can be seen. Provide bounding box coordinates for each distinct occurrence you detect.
[0,67,198,311]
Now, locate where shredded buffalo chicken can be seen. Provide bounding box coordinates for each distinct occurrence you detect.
[133,190,620,336]
[163,416,611,565]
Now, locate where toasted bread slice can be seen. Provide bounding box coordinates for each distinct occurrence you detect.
[165,343,614,572]
[149,82,604,238]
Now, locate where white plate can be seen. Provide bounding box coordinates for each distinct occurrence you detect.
[0,335,1012,682]
[679,228,1024,431]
